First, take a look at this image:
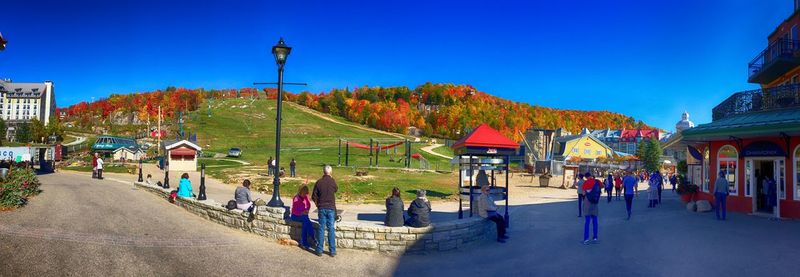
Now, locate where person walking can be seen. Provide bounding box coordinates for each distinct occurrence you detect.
[384,187,405,227]
[476,185,508,243]
[714,171,730,220]
[765,176,778,220]
[622,171,637,220]
[614,173,623,200]
[604,173,614,203]
[291,184,314,250]
[95,155,104,180]
[312,165,338,257]
[669,173,678,192]
[575,174,585,217]
[651,171,663,205]
[647,176,658,208]
[289,158,297,177]
[582,172,601,245]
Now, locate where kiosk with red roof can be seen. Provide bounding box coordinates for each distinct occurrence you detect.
[451,124,519,226]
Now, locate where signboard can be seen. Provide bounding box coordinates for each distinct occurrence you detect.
[0,147,33,161]
[584,142,591,147]
[742,141,785,157]
[487,148,498,154]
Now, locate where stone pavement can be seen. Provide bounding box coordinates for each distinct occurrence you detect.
[3,171,799,276]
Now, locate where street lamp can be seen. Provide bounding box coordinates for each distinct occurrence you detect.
[267,37,291,207]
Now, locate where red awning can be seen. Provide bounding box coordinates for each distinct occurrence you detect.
[170,147,196,156]
[451,124,519,150]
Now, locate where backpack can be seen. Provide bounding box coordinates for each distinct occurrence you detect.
[586,180,601,204]
[225,200,237,210]
[168,190,178,203]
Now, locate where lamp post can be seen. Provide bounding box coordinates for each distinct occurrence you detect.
[267,37,291,207]
[137,158,143,182]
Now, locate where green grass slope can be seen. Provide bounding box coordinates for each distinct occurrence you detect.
[186,98,455,203]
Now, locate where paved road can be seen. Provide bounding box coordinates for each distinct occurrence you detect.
[420,144,452,160]
[0,172,396,276]
[3,172,800,276]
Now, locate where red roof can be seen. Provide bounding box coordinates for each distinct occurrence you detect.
[451,124,519,150]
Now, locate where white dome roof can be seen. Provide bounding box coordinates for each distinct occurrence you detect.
[676,111,695,131]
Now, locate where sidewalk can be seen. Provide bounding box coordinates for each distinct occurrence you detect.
[92,164,654,225]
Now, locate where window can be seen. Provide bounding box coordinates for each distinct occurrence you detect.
[596,150,602,155]
[795,146,800,200]
[584,149,591,155]
[572,148,578,154]
[718,145,738,195]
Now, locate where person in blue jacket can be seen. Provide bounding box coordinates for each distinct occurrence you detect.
[650,171,663,205]
[177,173,194,198]
[604,173,614,203]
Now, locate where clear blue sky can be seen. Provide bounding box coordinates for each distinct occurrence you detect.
[0,0,791,130]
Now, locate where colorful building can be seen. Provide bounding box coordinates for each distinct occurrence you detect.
[590,128,660,155]
[552,133,614,161]
[681,3,800,219]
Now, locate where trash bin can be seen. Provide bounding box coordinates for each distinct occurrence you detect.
[539,174,552,187]
[158,157,165,169]
[0,168,8,179]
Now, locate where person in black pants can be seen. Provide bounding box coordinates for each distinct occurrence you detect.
[575,173,585,217]
[477,185,508,243]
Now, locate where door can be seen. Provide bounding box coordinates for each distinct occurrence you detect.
[774,159,786,218]
[747,159,755,214]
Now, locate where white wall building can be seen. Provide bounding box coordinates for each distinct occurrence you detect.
[0,79,57,140]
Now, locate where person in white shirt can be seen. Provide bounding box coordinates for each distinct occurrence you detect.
[476,185,508,243]
[96,156,104,180]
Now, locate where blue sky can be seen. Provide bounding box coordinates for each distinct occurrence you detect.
[0,0,791,130]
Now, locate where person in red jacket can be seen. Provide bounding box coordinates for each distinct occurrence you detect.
[614,173,623,200]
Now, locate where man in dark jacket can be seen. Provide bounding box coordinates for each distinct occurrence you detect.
[289,158,297,177]
[312,165,337,257]
[406,189,431,227]
[267,157,273,176]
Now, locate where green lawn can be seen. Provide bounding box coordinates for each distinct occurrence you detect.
[185,98,457,203]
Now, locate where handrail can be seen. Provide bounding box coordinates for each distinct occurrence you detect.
[711,83,800,121]
[748,38,800,78]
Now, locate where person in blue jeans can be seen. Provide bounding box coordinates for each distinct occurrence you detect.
[582,172,600,245]
[312,165,338,257]
[714,171,730,220]
[604,173,614,203]
[622,171,637,220]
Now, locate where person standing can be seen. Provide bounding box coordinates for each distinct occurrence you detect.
[582,172,600,245]
[95,155,104,180]
[312,165,338,257]
[575,174,585,217]
[267,157,273,176]
[289,158,297,178]
[476,185,508,243]
[765,176,778,219]
[669,173,678,192]
[647,176,658,208]
[714,171,730,220]
[92,153,98,179]
[614,173,623,200]
[622,171,637,220]
[604,173,614,203]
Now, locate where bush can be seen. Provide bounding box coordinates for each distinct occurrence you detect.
[0,167,42,208]
[676,182,698,196]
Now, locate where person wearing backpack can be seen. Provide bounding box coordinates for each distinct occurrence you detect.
[582,172,600,245]
[604,173,614,203]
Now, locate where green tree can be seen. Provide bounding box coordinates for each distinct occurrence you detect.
[30,119,47,144]
[0,118,6,146]
[15,123,31,143]
[636,138,663,172]
[46,116,65,142]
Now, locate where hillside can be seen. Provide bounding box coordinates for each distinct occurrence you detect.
[185,98,455,202]
[58,83,653,141]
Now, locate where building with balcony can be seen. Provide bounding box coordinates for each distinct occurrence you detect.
[0,79,57,141]
[681,2,800,219]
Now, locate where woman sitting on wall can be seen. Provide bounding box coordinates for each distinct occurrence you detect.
[176,173,194,198]
[384,187,405,227]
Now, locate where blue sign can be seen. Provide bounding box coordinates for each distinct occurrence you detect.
[742,141,785,157]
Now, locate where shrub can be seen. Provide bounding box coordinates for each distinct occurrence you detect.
[0,167,42,208]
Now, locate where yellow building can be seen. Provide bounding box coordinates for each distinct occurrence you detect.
[552,133,614,161]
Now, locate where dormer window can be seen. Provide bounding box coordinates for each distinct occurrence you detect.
[14,88,21,92]
[32,88,38,92]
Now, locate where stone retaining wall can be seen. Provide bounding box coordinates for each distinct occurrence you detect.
[134,182,496,254]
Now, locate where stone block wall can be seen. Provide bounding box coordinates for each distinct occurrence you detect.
[134,182,496,254]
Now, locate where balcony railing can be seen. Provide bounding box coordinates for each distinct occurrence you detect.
[712,84,800,121]
[748,39,800,84]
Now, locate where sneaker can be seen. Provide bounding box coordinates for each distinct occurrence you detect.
[315,252,323,257]
[592,238,599,244]
[582,240,590,245]
[329,252,336,257]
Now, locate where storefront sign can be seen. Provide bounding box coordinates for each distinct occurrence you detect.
[0,147,32,161]
[743,141,785,157]
[486,148,497,154]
